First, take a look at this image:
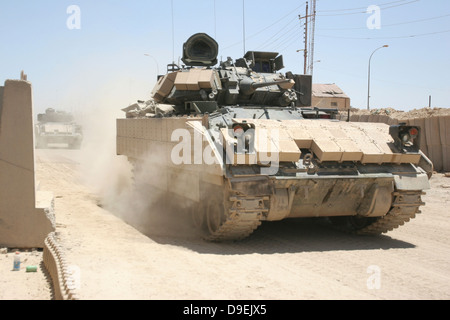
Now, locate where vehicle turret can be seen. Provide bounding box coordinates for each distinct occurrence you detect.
[148,33,311,113]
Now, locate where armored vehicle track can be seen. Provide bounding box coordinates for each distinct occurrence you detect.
[331,190,425,235]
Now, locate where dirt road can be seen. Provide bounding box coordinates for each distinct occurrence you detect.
[2,148,450,300]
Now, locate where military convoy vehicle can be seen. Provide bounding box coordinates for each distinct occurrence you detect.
[116,33,433,241]
[35,108,83,149]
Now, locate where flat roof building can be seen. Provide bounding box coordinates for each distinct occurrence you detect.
[311,83,350,110]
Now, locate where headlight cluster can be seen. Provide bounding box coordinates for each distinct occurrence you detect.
[389,124,420,149]
[400,127,419,146]
[232,123,255,154]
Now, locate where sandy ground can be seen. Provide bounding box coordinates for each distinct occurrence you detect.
[1,147,450,300]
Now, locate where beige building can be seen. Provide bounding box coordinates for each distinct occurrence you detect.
[311,83,350,110]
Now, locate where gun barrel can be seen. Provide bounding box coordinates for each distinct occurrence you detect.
[250,79,293,89]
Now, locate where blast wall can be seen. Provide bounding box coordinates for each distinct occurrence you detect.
[0,79,55,248]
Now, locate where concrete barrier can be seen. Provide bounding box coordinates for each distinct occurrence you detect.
[0,78,55,248]
[43,232,79,300]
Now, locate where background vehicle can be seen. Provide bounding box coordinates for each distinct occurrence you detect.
[35,108,83,149]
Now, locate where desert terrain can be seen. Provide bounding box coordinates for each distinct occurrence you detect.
[1,142,450,300]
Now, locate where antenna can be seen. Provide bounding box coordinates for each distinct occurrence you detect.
[171,0,175,63]
[243,0,246,55]
[214,0,217,39]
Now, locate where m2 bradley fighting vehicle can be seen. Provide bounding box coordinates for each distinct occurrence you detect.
[35,108,83,149]
[117,33,433,241]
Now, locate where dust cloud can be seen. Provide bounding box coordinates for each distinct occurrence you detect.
[75,96,200,241]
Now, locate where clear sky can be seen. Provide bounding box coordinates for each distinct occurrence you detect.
[0,0,449,115]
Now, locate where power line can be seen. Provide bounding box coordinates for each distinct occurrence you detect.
[317,28,450,40]
[278,32,305,53]
[317,13,450,31]
[222,3,306,50]
[257,15,299,46]
[314,64,446,92]
[270,29,302,52]
[257,17,299,50]
[317,0,410,13]
[316,0,420,17]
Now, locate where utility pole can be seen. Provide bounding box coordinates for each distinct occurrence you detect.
[308,0,317,77]
[304,2,309,75]
[299,1,309,75]
[299,1,316,76]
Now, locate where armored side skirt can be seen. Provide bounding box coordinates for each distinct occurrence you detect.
[272,176,395,220]
[229,175,410,221]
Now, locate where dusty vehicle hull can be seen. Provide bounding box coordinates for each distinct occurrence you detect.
[117,115,431,241]
[35,123,83,149]
[116,33,431,241]
[35,109,83,149]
